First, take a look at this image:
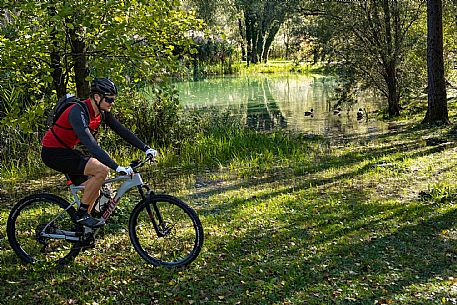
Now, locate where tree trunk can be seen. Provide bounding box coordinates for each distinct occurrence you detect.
[245,10,262,64]
[423,0,449,124]
[69,28,90,98]
[381,0,401,117]
[250,15,260,64]
[244,10,252,66]
[263,23,281,63]
[241,2,286,65]
[193,59,199,81]
[385,62,401,116]
[238,17,247,62]
[256,31,266,63]
[50,45,66,98]
[284,31,290,60]
[48,5,66,97]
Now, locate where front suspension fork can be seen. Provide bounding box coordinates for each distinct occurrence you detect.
[138,185,168,237]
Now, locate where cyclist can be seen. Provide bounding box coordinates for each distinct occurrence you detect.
[41,78,157,228]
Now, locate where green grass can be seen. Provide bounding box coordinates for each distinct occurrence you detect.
[237,60,324,75]
[3,103,457,304]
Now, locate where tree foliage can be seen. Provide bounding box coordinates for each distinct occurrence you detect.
[295,0,425,117]
[236,0,300,64]
[191,35,235,79]
[0,0,202,109]
[187,0,300,64]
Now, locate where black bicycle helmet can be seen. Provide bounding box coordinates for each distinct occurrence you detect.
[90,78,118,95]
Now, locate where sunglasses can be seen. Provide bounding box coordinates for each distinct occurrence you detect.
[104,96,115,104]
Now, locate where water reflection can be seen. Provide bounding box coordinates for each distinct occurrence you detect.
[175,74,387,136]
[245,78,287,130]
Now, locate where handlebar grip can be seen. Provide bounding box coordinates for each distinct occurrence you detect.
[130,159,140,168]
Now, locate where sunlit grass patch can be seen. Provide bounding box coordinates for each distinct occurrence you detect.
[238,61,324,75]
[3,109,457,303]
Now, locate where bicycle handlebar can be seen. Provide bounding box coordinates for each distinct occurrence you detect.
[129,156,156,171]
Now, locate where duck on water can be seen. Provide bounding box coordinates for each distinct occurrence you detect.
[304,109,314,117]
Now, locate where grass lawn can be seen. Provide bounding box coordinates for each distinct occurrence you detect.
[2,108,457,304]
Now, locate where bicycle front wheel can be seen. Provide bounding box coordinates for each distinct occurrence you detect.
[129,194,203,267]
[7,193,82,265]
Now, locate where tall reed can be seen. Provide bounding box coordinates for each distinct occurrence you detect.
[0,81,321,185]
[0,83,46,181]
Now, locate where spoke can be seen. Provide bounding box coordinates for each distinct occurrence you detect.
[129,195,202,266]
[10,195,80,264]
[153,205,187,260]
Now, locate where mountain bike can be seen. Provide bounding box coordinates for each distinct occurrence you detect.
[6,156,204,267]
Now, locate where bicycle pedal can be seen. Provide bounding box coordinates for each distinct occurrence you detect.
[79,237,96,250]
[80,242,96,250]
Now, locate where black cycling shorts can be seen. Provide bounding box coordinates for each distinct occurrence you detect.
[41,147,90,185]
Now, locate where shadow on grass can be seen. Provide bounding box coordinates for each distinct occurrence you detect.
[196,194,457,304]
[1,124,457,304]
[2,192,456,304]
[190,134,456,220]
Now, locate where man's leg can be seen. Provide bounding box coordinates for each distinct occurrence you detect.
[82,158,109,213]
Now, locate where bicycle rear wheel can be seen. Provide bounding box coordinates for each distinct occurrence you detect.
[129,194,203,267]
[7,193,82,265]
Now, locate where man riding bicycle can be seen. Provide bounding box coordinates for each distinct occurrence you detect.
[41,78,157,228]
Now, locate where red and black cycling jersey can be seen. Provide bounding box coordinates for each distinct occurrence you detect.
[42,98,148,170]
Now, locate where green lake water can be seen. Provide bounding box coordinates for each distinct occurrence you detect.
[175,74,388,137]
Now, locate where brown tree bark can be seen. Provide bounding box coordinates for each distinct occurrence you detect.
[385,62,401,116]
[48,5,66,97]
[423,0,449,125]
[262,22,281,63]
[238,17,247,62]
[69,27,90,99]
[244,10,252,67]
[382,0,401,117]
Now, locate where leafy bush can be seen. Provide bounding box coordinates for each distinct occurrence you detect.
[0,80,244,179]
[117,84,181,147]
[106,83,242,151]
[0,83,48,178]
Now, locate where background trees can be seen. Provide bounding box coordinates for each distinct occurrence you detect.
[293,0,426,117]
[295,0,453,124]
[1,1,201,99]
[188,0,300,64]
[187,0,436,119]
[0,0,201,134]
[235,0,300,64]
[1,0,455,126]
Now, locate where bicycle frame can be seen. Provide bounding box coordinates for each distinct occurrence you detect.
[69,173,145,220]
[38,153,174,247]
[39,174,145,242]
